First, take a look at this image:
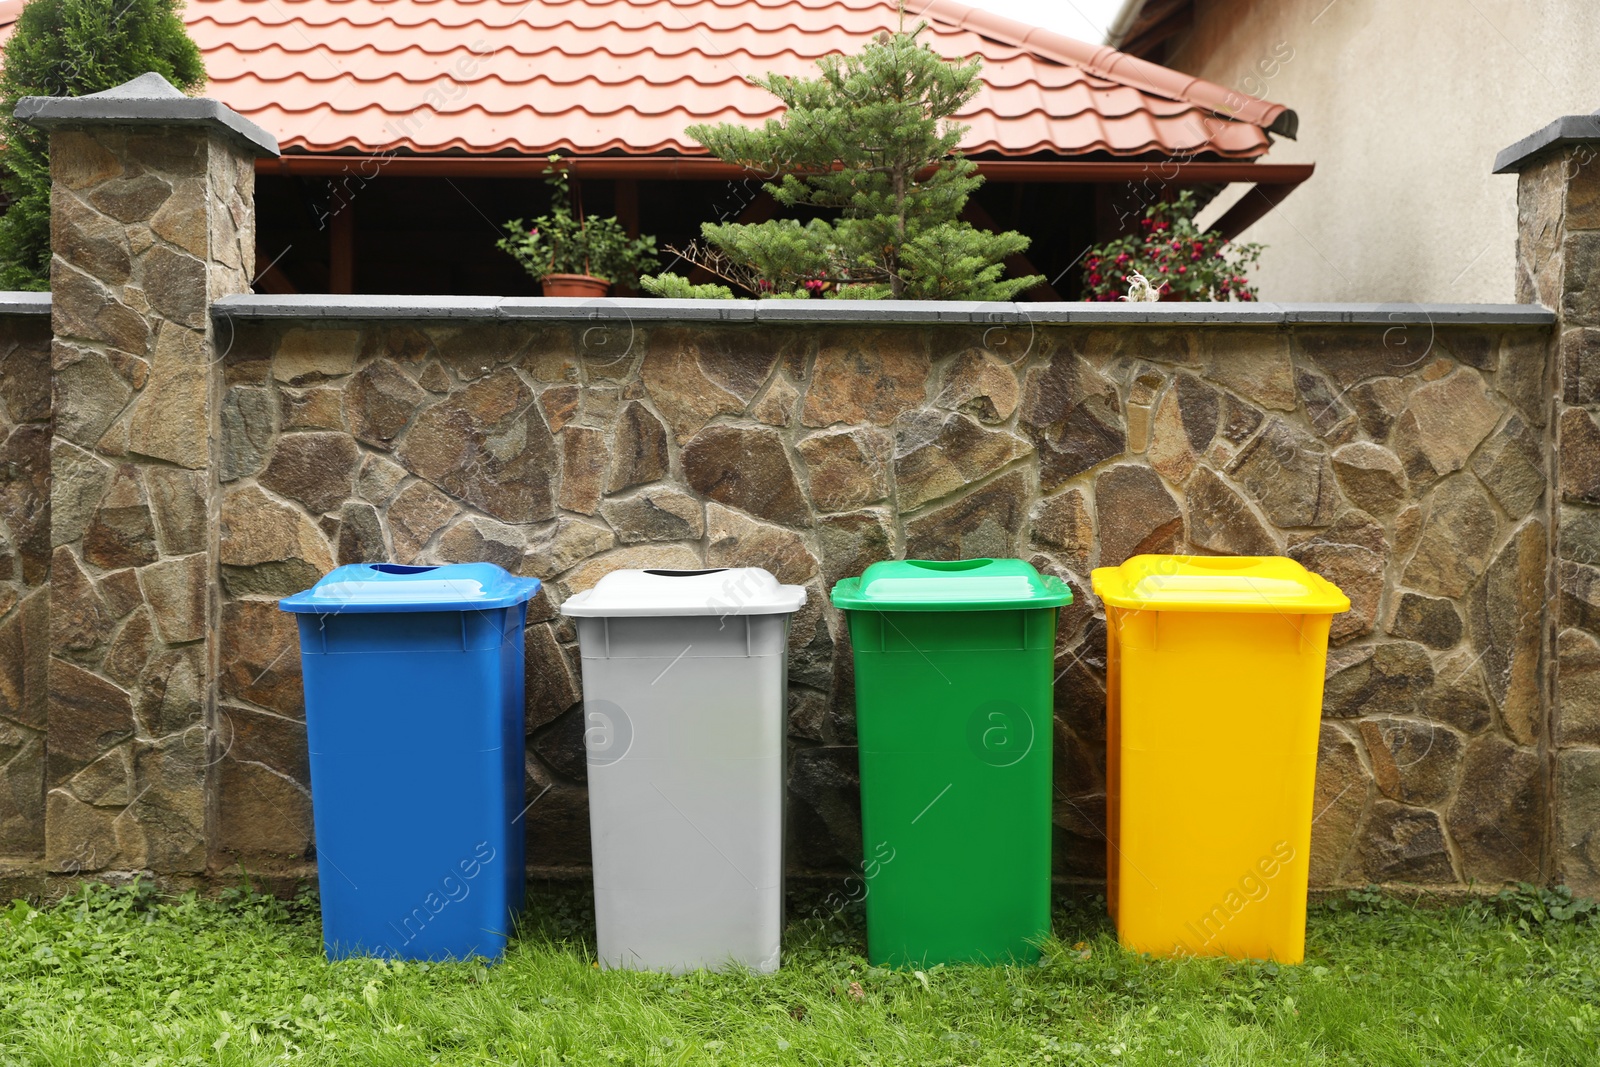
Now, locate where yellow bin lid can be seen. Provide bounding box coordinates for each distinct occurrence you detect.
[1091,555,1350,614]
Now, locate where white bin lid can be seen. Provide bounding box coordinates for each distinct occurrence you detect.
[560,567,806,617]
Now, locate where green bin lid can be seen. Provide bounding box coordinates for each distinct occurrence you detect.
[830,558,1072,612]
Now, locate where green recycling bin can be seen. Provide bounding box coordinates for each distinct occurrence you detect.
[831,558,1072,966]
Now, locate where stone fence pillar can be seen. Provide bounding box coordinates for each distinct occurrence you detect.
[16,74,277,879]
[1498,117,1600,895]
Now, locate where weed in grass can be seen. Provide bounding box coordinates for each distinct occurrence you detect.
[0,883,1597,1065]
[1491,883,1600,931]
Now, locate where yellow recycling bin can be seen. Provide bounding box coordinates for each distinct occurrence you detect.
[1091,555,1349,964]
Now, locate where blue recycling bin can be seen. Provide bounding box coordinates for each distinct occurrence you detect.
[279,562,541,961]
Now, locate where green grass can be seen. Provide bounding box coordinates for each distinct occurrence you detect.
[2,881,1598,1066]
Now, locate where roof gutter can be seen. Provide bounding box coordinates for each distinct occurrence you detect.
[911,0,1288,131]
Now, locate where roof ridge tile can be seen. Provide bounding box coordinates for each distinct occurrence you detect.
[911,0,1288,127]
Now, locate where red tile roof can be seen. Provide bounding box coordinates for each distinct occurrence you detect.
[3,0,1292,160]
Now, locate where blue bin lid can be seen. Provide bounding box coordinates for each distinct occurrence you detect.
[278,562,542,614]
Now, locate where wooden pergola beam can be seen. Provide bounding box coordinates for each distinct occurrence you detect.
[263,156,1313,186]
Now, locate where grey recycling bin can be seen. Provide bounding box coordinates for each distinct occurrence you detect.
[560,567,805,972]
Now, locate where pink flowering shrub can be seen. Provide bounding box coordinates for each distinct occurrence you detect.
[1080,190,1264,301]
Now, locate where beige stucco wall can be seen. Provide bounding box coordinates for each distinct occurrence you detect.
[1170,0,1600,303]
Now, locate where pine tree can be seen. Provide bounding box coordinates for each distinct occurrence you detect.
[643,23,1043,300]
[0,0,206,290]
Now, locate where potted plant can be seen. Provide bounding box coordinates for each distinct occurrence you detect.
[497,156,658,297]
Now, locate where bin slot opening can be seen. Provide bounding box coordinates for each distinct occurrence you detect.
[905,559,993,571]
[1130,574,1309,604]
[643,569,728,577]
[862,575,1034,601]
[313,578,487,601]
[369,564,438,575]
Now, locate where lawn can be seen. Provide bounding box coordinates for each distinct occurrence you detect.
[2,881,1597,1066]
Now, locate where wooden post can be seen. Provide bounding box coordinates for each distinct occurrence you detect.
[616,179,640,238]
[329,189,355,294]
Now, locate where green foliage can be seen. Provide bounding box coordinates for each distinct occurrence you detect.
[653,24,1044,301]
[1081,189,1263,301]
[0,0,206,290]
[497,156,657,289]
[4,881,1600,1064]
[1326,885,1399,915]
[639,273,735,300]
[1494,882,1600,930]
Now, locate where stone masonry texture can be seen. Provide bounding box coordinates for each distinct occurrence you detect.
[0,314,53,863]
[190,315,1554,892]
[1520,144,1600,897]
[1,114,263,900]
[4,104,1596,902]
[0,296,1575,894]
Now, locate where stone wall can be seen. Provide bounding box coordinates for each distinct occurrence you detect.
[202,309,1554,890]
[5,83,1597,902]
[1510,131,1600,897]
[0,302,53,861]
[43,123,258,883]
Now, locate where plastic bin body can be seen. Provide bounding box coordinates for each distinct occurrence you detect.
[562,568,805,973]
[831,559,1072,967]
[1092,555,1349,964]
[280,562,540,961]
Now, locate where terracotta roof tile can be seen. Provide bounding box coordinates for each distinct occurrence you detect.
[6,0,1292,160]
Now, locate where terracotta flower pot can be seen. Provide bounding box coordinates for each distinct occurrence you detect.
[540,273,611,298]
